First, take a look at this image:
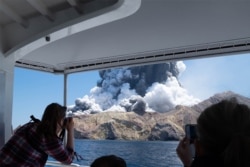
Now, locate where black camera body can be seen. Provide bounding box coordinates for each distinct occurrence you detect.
[63,117,72,127]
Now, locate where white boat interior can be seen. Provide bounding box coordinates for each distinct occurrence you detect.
[1,0,250,166]
[46,160,88,167]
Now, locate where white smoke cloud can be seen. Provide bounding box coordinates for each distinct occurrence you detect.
[144,76,200,113]
[70,61,200,114]
[176,61,186,76]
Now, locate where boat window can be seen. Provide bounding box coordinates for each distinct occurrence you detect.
[13,53,250,167]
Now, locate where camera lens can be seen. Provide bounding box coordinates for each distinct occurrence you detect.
[63,118,68,126]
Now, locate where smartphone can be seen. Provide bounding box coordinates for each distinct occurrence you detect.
[185,124,197,143]
[185,124,197,158]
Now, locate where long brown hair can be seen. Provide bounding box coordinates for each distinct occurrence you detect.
[37,103,66,138]
[197,98,250,167]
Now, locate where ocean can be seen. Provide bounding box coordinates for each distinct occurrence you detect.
[67,139,182,167]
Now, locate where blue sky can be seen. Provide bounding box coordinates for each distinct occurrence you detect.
[13,70,99,128]
[12,53,250,128]
[180,53,250,100]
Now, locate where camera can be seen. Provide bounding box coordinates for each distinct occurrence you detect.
[63,117,72,127]
[63,113,78,127]
[63,118,68,127]
[185,124,197,143]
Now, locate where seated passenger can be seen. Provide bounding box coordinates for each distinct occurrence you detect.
[176,98,250,167]
[0,103,74,166]
[91,155,127,167]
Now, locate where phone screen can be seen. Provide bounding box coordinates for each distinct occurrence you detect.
[185,124,197,158]
[185,124,197,143]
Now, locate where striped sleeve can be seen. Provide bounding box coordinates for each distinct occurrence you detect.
[42,137,74,164]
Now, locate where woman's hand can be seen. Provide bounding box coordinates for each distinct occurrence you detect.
[176,137,193,167]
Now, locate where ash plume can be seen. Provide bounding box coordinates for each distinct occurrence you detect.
[68,61,200,114]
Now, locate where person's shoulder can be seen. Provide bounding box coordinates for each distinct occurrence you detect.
[191,156,223,167]
[24,122,39,129]
[15,122,38,133]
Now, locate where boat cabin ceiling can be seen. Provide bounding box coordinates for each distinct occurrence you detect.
[1,0,250,74]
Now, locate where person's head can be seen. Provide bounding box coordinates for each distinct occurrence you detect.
[91,155,127,167]
[196,98,250,167]
[38,103,67,137]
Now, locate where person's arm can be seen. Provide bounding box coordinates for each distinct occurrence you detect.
[43,118,75,165]
[43,137,74,164]
[65,117,74,151]
[176,137,193,167]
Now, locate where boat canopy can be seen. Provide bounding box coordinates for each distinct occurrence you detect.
[1,0,250,74]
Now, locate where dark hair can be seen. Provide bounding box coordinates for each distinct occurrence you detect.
[37,103,66,138]
[91,155,127,167]
[197,98,250,167]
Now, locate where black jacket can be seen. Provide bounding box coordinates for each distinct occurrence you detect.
[191,155,224,167]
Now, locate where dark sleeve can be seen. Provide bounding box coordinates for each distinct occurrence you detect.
[42,137,74,164]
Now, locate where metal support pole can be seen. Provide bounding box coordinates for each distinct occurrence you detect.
[63,73,68,146]
[63,73,68,106]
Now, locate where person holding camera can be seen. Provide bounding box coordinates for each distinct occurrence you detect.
[176,98,250,167]
[0,103,74,166]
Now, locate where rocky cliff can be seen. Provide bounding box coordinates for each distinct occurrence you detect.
[73,91,250,141]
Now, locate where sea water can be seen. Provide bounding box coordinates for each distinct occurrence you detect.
[64,139,182,167]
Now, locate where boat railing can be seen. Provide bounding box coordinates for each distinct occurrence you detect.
[45,160,89,167]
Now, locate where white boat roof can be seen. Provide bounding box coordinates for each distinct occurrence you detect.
[1,0,250,74]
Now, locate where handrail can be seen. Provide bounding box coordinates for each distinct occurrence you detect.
[45,160,89,167]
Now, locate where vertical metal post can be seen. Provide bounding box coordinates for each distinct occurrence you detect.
[63,73,67,106]
[0,70,6,147]
[63,73,68,146]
